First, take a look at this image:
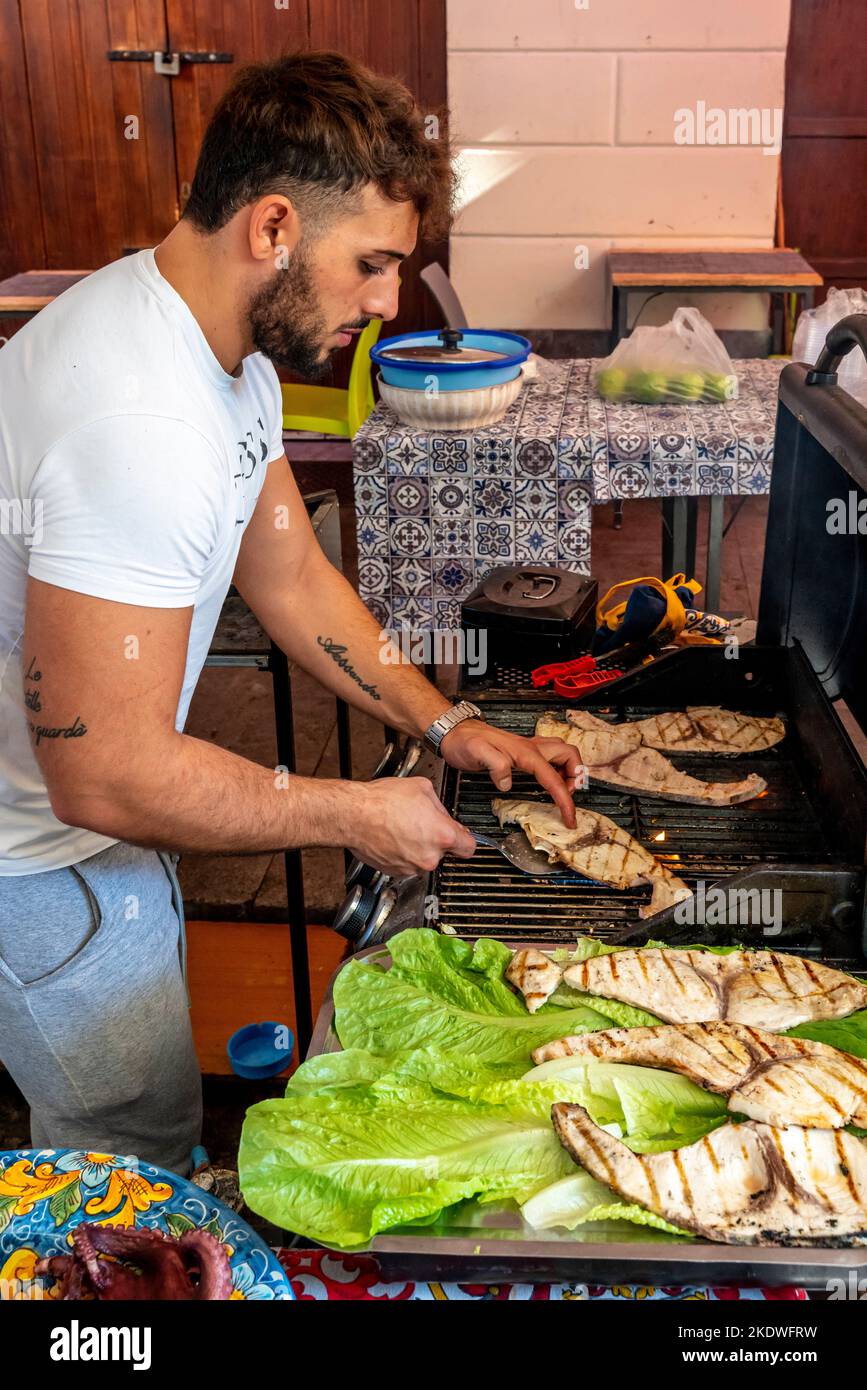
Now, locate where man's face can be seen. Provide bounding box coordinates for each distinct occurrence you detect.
[248,185,418,376]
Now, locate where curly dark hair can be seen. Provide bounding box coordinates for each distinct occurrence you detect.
[183,50,454,240]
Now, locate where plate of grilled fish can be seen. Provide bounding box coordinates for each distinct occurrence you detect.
[506,941,867,1245]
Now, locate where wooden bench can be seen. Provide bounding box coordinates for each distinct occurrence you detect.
[608,248,822,353]
[0,269,92,318]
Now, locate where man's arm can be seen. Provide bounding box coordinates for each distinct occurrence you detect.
[233,456,583,823]
[23,577,475,874]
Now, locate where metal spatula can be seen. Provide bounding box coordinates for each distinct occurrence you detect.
[466,828,562,877]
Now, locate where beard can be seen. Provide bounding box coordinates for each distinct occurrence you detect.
[247,243,332,378]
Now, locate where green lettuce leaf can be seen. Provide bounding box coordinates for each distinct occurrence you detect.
[786,1009,867,1060]
[520,1173,687,1237]
[240,1046,724,1247]
[286,1046,528,1095]
[334,930,659,1063]
[240,1074,581,1248]
[522,1055,727,1152]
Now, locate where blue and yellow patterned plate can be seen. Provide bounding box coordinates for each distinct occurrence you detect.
[0,1148,293,1300]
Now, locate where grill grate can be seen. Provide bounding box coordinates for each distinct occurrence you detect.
[432,702,834,942]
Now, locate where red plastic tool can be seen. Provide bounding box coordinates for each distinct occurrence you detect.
[531,654,625,697]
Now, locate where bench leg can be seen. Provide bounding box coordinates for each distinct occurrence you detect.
[705,495,725,613]
[610,286,629,351]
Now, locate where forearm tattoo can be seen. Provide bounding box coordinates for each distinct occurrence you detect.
[316,636,381,702]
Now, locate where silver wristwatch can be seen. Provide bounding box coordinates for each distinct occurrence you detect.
[423,700,482,755]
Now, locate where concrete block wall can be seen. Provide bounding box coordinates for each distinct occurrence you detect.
[446,0,791,332]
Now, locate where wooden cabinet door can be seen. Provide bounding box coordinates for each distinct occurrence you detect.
[0,0,45,280]
[783,0,867,299]
[17,0,180,268]
[165,0,308,212]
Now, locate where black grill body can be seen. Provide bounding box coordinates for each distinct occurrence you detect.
[431,643,867,965]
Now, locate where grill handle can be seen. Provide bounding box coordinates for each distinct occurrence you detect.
[807,312,867,384]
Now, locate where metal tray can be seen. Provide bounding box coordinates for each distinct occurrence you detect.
[307,942,867,1289]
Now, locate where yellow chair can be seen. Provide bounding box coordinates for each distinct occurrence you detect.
[280,318,382,438]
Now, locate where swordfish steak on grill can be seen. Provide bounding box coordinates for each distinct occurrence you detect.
[537,711,767,805]
[551,1103,867,1245]
[563,948,867,1031]
[491,799,692,919]
[619,706,785,755]
[533,1022,867,1130]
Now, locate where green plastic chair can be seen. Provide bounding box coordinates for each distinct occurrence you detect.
[280,318,382,438]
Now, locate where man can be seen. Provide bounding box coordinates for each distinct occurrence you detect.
[0,52,581,1173]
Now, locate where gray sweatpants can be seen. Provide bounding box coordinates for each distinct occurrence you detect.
[0,840,201,1175]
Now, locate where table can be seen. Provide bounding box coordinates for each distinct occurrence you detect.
[609,248,821,354]
[593,356,785,607]
[277,1248,808,1301]
[0,269,91,318]
[353,358,784,624]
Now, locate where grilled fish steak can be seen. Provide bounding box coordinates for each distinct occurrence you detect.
[551,1103,867,1245]
[505,947,564,1014]
[625,707,785,755]
[538,711,767,805]
[547,710,643,764]
[562,948,867,1030]
[533,1022,867,1129]
[492,800,692,920]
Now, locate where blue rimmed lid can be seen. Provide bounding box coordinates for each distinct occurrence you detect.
[372,328,531,375]
[372,329,532,392]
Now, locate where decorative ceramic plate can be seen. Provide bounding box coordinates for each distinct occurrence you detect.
[0,1148,293,1300]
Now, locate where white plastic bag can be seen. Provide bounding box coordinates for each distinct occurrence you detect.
[595,307,738,405]
[792,288,867,407]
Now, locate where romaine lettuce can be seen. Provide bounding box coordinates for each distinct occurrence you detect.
[334,930,659,1063]
[239,1046,724,1247]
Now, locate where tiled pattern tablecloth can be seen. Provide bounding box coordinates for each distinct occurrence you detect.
[352,358,784,630]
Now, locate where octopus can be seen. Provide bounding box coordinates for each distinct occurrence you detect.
[36,1221,234,1300]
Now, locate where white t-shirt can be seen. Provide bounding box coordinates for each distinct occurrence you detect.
[0,249,284,874]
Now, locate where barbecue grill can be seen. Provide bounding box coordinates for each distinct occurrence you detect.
[432,660,865,963]
[313,316,867,1286]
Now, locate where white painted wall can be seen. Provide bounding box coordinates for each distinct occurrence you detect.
[446,0,791,331]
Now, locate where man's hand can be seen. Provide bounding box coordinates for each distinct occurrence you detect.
[440,720,583,828]
[344,778,476,876]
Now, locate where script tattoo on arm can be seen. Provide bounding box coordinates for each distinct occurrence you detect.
[24,656,89,746]
[316,635,382,702]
